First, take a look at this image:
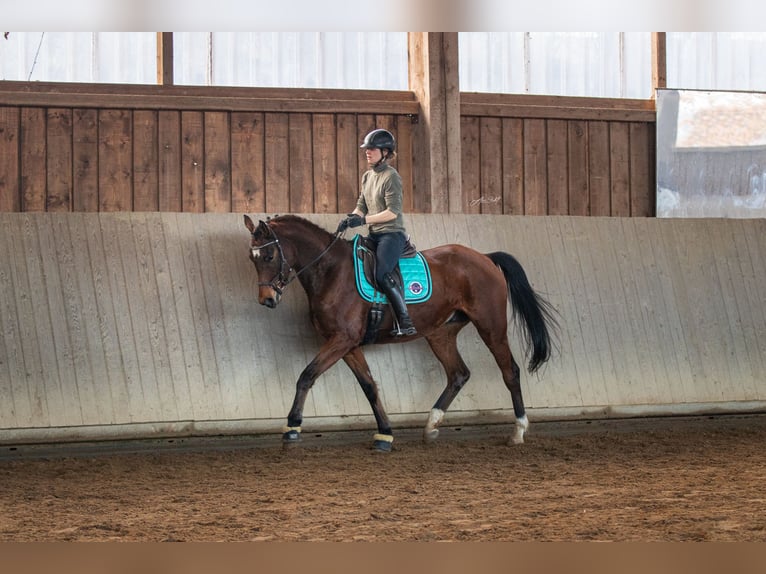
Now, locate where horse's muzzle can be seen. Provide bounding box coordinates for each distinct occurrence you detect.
[259,287,281,308]
[262,297,278,309]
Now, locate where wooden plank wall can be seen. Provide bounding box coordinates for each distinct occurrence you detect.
[460,94,657,216]
[0,82,656,216]
[1,213,765,444]
[0,107,414,215]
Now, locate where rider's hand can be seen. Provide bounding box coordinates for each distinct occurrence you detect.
[336,213,365,233]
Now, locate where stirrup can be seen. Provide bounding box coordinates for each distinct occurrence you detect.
[391,318,417,337]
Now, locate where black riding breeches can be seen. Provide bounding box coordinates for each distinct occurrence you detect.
[368,231,407,286]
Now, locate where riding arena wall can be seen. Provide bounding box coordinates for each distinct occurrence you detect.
[1,212,764,444]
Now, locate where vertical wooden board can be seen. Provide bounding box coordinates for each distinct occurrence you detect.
[609,122,631,217]
[501,118,524,215]
[181,111,205,213]
[264,113,289,214]
[479,117,503,214]
[545,120,569,215]
[231,112,265,214]
[19,214,65,426]
[594,218,648,405]
[288,113,313,213]
[554,217,611,406]
[709,220,759,399]
[3,215,42,427]
[395,115,414,213]
[678,221,738,401]
[523,119,548,215]
[145,214,195,417]
[644,219,695,403]
[0,221,27,427]
[67,214,116,424]
[160,213,212,420]
[19,215,65,426]
[613,218,665,404]
[629,123,652,217]
[336,114,359,213]
[567,121,589,216]
[131,213,180,419]
[311,114,337,213]
[0,107,20,212]
[158,111,182,212]
[46,109,73,212]
[176,213,225,419]
[32,215,83,425]
[203,112,231,213]
[81,214,129,423]
[659,222,718,402]
[460,117,481,214]
[199,214,254,419]
[111,213,163,422]
[20,108,46,212]
[48,214,98,424]
[72,109,98,212]
[98,110,133,212]
[588,121,611,216]
[627,219,683,404]
[133,110,159,212]
[732,220,766,399]
[97,213,146,422]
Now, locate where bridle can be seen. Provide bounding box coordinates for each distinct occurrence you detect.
[252,221,341,296]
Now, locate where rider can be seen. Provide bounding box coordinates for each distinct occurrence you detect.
[337,128,417,337]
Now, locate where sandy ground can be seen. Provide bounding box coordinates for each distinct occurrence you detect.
[1,414,765,542]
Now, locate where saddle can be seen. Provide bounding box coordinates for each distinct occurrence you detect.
[352,234,432,305]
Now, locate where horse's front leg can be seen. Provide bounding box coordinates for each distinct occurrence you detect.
[342,347,394,452]
[283,337,353,445]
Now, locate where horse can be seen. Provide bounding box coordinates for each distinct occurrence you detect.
[244,214,558,452]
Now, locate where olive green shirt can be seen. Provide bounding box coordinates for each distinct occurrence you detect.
[355,164,407,234]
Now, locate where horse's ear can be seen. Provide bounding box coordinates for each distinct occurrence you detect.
[244,214,256,233]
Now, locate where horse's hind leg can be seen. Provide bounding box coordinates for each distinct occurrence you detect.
[423,327,471,442]
[342,347,394,452]
[475,325,528,445]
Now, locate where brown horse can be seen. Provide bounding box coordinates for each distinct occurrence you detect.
[244,214,557,451]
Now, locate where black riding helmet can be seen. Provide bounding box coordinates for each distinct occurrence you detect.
[360,129,396,155]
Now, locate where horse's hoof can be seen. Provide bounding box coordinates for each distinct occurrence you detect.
[372,433,394,453]
[423,428,439,442]
[282,429,302,444]
[372,440,393,453]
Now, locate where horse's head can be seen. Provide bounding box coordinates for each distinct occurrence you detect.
[244,214,291,308]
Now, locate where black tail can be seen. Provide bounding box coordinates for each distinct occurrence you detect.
[486,251,559,373]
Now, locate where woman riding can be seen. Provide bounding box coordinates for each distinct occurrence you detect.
[337,128,417,337]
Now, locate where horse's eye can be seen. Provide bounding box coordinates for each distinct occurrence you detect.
[263,254,274,262]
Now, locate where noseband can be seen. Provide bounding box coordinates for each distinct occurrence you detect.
[252,222,340,296]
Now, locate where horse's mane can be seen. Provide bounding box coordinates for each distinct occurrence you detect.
[270,214,336,241]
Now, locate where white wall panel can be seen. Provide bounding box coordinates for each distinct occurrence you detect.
[1,213,765,444]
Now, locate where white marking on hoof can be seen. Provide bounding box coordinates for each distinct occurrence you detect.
[511,414,529,445]
[423,408,444,442]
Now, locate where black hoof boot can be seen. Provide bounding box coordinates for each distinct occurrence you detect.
[282,426,302,446]
[372,434,394,452]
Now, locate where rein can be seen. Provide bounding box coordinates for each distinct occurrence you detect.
[254,223,342,295]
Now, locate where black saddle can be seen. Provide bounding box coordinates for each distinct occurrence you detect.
[355,234,417,290]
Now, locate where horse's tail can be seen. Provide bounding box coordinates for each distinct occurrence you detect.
[485,251,558,373]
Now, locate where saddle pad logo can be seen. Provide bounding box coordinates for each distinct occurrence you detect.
[408,281,424,296]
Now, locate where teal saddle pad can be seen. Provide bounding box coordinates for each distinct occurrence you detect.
[352,235,432,304]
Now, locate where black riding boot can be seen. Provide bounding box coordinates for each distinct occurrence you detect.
[381,273,417,337]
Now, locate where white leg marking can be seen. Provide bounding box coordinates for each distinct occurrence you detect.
[511,414,529,445]
[423,408,445,442]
